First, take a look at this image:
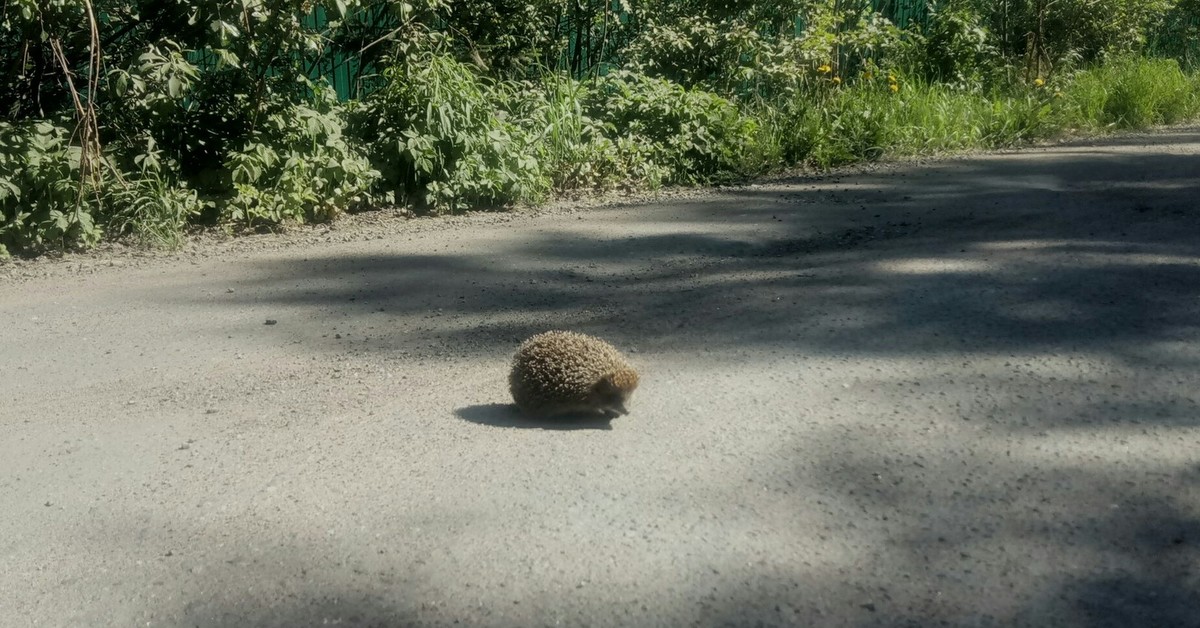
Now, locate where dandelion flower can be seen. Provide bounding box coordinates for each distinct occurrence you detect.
[832,76,842,85]
[1034,77,1046,87]
[889,83,899,93]
[818,64,832,74]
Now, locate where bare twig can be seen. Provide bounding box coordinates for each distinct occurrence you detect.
[47,0,106,210]
[358,15,419,56]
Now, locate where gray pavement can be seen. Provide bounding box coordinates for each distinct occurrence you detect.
[2,130,1199,627]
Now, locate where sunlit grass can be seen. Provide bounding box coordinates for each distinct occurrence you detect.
[752,55,1200,171]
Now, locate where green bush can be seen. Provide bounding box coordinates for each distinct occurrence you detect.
[510,75,669,191]
[584,71,760,184]
[223,88,379,226]
[918,3,998,89]
[624,16,769,92]
[354,52,550,213]
[0,120,100,257]
[790,90,895,168]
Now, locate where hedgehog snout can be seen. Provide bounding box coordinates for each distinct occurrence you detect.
[592,372,637,415]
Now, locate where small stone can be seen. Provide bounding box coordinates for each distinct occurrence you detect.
[264,319,277,325]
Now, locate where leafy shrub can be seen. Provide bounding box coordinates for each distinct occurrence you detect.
[624,8,909,99]
[506,74,669,192]
[353,52,549,213]
[583,71,759,184]
[4,0,1200,260]
[624,16,769,92]
[103,41,204,170]
[223,88,379,226]
[0,120,100,257]
[1031,0,1176,62]
[918,3,998,89]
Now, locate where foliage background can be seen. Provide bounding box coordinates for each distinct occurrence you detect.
[3,0,1200,256]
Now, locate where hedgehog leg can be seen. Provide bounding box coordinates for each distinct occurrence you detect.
[600,404,626,418]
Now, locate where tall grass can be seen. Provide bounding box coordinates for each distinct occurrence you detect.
[765,82,1055,169]
[1058,56,1200,130]
[757,56,1200,171]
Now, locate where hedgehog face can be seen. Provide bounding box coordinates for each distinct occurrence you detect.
[591,368,640,416]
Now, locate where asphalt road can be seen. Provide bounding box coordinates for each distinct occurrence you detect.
[3,130,1199,627]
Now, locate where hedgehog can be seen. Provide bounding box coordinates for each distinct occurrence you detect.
[509,331,640,418]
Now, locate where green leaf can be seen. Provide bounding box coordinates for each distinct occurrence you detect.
[112,72,129,96]
[0,180,19,201]
[214,48,241,69]
[51,210,69,231]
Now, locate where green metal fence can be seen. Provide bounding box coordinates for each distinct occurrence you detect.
[1148,14,1200,69]
[302,6,369,101]
[300,0,936,101]
[190,1,1200,103]
[872,0,930,29]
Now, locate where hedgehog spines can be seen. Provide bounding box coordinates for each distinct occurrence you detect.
[509,330,639,418]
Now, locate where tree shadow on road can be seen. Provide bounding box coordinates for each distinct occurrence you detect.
[189,130,1200,369]
[788,363,1200,627]
[168,130,1200,626]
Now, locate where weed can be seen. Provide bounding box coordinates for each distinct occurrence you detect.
[1059,56,1200,130]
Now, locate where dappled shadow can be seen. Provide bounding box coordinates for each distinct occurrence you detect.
[454,403,616,430]
[850,466,1199,627]
[785,355,1200,627]
[143,130,1200,625]
[183,129,1200,368]
[1058,571,1200,628]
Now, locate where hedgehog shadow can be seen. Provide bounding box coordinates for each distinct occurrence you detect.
[454,403,616,431]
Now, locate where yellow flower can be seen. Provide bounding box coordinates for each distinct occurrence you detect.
[832,76,842,85]
[1054,91,1063,99]
[818,64,832,74]
[888,73,897,82]
[1034,77,1046,87]
[889,83,900,93]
